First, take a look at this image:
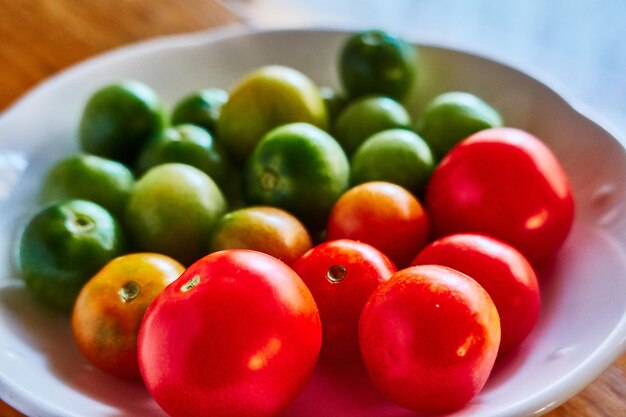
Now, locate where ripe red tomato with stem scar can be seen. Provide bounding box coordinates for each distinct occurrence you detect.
[137,250,322,417]
[293,239,396,364]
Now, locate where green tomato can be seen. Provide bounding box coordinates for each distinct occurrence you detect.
[124,163,227,265]
[171,88,228,133]
[40,154,134,218]
[333,96,411,155]
[17,199,127,312]
[415,91,503,159]
[79,80,166,164]
[218,65,328,161]
[136,124,233,190]
[244,123,349,230]
[339,30,419,102]
[351,129,435,195]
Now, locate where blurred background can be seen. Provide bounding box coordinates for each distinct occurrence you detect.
[1,0,624,137]
[225,0,626,139]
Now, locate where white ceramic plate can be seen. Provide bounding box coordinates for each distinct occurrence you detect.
[1,26,626,417]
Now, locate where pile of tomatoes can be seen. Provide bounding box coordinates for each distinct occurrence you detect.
[15,30,575,416]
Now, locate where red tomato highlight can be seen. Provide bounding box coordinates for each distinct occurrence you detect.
[293,239,397,364]
[359,265,501,414]
[412,233,540,356]
[137,250,322,417]
[425,127,574,266]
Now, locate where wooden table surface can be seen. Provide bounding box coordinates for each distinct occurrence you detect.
[0,1,624,416]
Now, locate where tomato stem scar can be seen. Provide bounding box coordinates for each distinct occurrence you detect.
[67,214,95,233]
[326,265,347,283]
[119,281,141,303]
[181,274,200,292]
[260,167,279,191]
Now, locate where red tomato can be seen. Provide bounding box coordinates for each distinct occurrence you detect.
[412,233,540,356]
[425,127,574,266]
[326,181,430,268]
[359,265,500,414]
[292,239,396,364]
[137,250,322,417]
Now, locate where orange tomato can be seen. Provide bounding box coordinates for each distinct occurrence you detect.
[71,253,184,378]
[208,206,313,266]
[326,181,430,268]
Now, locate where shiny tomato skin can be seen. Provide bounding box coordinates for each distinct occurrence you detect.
[292,239,396,364]
[359,265,500,414]
[326,181,430,268]
[208,206,313,267]
[137,250,322,417]
[72,253,184,379]
[425,127,574,266]
[412,233,540,356]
